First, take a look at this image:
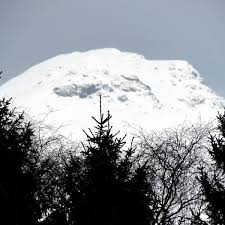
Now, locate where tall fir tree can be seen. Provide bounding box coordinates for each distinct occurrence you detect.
[0,97,57,225]
[0,98,41,225]
[63,98,153,225]
[199,112,225,225]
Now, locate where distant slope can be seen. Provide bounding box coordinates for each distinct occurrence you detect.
[0,49,224,140]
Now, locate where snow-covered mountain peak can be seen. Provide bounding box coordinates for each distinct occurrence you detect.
[0,49,224,139]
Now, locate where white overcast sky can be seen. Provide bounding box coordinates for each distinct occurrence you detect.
[1,0,225,97]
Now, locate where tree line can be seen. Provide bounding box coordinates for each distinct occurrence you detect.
[0,96,224,225]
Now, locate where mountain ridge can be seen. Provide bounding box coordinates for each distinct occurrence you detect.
[0,48,224,140]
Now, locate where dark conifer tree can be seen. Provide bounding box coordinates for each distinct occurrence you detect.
[63,100,153,225]
[0,97,57,225]
[199,112,225,225]
[0,98,41,224]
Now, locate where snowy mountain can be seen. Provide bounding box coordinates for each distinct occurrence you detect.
[0,48,224,140]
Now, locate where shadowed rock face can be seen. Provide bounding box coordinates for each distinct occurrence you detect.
[53,73,159,106]
[53,84,101,98]
[118,95,128,102]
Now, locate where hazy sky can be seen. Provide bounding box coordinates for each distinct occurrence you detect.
[1,0,225,97]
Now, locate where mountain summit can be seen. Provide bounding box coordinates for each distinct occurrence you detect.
[0,49,224,139]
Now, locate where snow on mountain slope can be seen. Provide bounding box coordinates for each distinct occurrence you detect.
[0,48,224,140]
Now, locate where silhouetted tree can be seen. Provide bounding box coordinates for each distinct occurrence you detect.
[135,123,211,224]
[0,98,41,225]
[198,112,225,225]
[63,102,154,225]
[0,97,61,225]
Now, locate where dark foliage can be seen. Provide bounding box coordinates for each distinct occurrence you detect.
[2,92,220,225]
[0,96,154,225]
[0,97,60,225]
[199,112,225,225]
[0,98,41,225]
[62,109,154,225]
